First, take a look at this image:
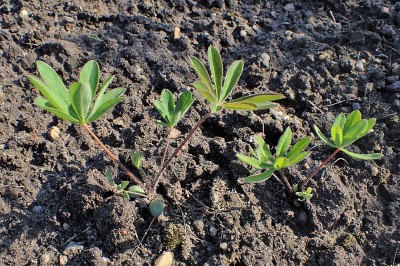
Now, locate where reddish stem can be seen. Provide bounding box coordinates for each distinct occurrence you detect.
[82,124,145,190]
[154,112,211,190]
[301,148,341,189]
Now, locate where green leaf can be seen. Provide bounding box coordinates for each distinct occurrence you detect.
[89,75,114,117]
[331,124,343,147]
[70,82,92,122]
[227,93,285,104]
[105,167,116,188]
[236,154,273,169]
[131,151,142,170]
[359,118,376,138]
[36,61,70,106]
[288,151,310,166]
[154,99,170,126]
[341,119,367,147]
[86,96,124,123]
[28,75,70,112]
[208,46,223,99]
[190,56,213,94]
[286,136,311,160]
[174,90,194,125]
[255,135,274,162]
[34,97,79,123]
[79,60,100,100]
[161,89,175,124]
[222,101,258,110]
[220,60,244,102]
[343,110,361,134]
[210,103,222,112]
[333,113,346,130]
[273,157,291,170]
[193,81,215,103]
[127,185,145,199]
[118,181,129,191]
[243,168,274,183]
[341,149,383,160]
[275,127,292,157]
[314,125,336,148]
[149,199,164,217]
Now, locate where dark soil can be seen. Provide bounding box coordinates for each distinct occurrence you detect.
[1,0,399,265]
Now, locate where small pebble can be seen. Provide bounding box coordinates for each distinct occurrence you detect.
[169,128,181,139]
[49,126,60,140]
[284,3,295,12]
[113,117,125,126]
[65,17,75,23]
[120,229,127,236]
[355,61,364,72]
[381,6,390,15]
[154,252,173,266]
[63,223,70,230]
[19,9,29,19]
[173,26,181,40]
[371,167,379,177]
[32,205,42,214]
[260,53,270,68]
[59,255,67,266]
[352,102,361,110]
[239,29,247,37]
[220,242,228,250]
[209,226,218,236]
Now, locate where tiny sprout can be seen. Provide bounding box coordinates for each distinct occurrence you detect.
[149,199,164,217]
[236,127,311,183]
[295,187,313,202]
[190,45,285,113]
[131,150,143,170]
[154,89,194,128]
[106,168,145,201]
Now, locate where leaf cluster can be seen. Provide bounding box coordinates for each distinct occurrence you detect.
[236,127,311,183]
[190,46,285,112]
[314,110,383,160]
[154,89,194,127]
[106,168,145,201]
[28,60,125,124]
[295,187,313,202]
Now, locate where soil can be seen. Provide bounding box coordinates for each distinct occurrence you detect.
[1,0,399,265]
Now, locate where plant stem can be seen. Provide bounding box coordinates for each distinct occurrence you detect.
[301,148,341,189]
[279,170,293,192]
[82,124,145,190]
[160,127,172,168]
[152,112,211,194]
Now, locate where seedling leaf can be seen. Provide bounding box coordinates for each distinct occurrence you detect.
[274,157,291,170]
[276,127,292,157]
[208,46,223,98]
[127,185,145,199]
[243,168,274,183]
[220,60,244,102]
[314,125,336,148]
[149,199,164,217]
[79,60,100,99]
[70,82,92,122]
[331,124,343,146]
[189,56,213,93]
[343,110,361,134]
[286,136,311,160]
[34,97,79,123]
[236,154,273,169]
[341,149,383,160]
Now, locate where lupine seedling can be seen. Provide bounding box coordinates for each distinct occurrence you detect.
[236,127,311,192]
[28,60,145,190]
[154,89,194,128]
[302,110,383,188]
[295,187,313,202]
[106,168,145,201]
[190,46,285,112]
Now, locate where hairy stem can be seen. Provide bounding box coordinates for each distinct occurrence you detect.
[160,127,172,168]
[82,124,145,190]
[301,148,341,189]
[153,112,211,193]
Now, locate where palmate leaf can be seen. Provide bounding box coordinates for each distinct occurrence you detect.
[189,56,213,94]
[236,154,273,169]
[28,75,70,112]
[208,46,223,99]
[79,60,100,100]
[36,61,70,106]
[220,60,244,102]
[276,127,292,157]
[34,97,79,123]
[341,149,383,160]
[286,136,311,160]
[243,168,275,183]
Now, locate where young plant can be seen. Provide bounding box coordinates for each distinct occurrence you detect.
[302,110,383,188]
[106,168,145,201]
[28,61,145,190]
[190,46,285,112]
[295,187,313,202]
[236,127,311,191]
[154,89,194,128]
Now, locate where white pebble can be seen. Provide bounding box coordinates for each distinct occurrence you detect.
[355,61,364,72]
[19,9,29,19]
